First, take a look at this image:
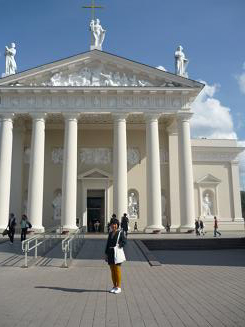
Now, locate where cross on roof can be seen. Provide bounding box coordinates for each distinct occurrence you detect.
[82,0,104,21]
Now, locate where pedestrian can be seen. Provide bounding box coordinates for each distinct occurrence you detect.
[121,213,129,236]
[214,216,221,237]
[199,219,205,235]
[195,219,200,236]
[105,217,126,294]
[165,223,170,233]
[20,214,32,242]
[8,213,16,244]
[134,221,138,232]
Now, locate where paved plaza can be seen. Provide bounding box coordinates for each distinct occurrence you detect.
[0,234,245,327]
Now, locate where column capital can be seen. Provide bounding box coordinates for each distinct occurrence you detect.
[112,113,128,121]
[177,111,193,122]
[29,113,47,121]
[0,113,15,121]
[63,113,80,121]
[144,113,161,122]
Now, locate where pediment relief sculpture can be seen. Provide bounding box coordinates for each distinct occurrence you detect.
[19,65,185,88]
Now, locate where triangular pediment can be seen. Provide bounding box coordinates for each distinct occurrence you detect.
[78,168,112,180]
[196,174,221,185]
[0,50,203,89]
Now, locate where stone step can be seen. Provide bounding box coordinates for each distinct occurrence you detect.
[142,237,245,250]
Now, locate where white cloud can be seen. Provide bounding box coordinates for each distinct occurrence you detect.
[190,81,237,139]
[190,81,245,189]
[236,62,245,94]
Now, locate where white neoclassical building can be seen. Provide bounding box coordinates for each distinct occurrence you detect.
[0,49,244,232]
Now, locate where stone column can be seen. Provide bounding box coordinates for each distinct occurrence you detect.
[61,114,79,230]
[178,112,195,230]
[145,114,164,232]
[10,122,25,220]
[167,119,181,231]
[230,161,243,221]
[0,113,14,230]
[27,114,46,232]
[113,113,128,219]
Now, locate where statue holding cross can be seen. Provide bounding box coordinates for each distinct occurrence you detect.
[90,18,106,50]
[83,0,106,50]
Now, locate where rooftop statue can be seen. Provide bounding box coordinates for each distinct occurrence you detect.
[5,42,17,76]
[175,45,188,78]
[90,18,106,50]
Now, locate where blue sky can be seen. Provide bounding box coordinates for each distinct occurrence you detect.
[1,0,245,183]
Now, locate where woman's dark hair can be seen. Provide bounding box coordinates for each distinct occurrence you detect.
[110,218,119,227]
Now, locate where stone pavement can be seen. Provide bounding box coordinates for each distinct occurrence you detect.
[0,236,245,327]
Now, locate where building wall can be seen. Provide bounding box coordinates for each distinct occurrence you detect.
[9,124,243,231]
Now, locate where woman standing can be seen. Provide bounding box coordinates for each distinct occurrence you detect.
[105,217,126,294]
[20,214,31,242]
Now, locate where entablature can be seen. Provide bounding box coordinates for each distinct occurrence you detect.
[0,87,198,114]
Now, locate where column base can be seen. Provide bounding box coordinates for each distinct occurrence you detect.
[144,224,165,233]
[168,224,181,232]
[179,224,195,233]
[62,225,78,232]
[234,217,244,222]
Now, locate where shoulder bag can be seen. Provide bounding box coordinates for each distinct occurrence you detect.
[114,231,126,264]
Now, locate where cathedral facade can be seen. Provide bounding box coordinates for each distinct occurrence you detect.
[0,50,243,232]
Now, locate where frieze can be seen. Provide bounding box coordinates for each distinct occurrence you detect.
[51,147,141,165]
[192,151,239,162]
[52,147,63,164]
[127,148,140,165]
[80,148,112,165]
[0,94,190,112]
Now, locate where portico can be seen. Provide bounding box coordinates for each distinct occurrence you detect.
[0,50,243,232]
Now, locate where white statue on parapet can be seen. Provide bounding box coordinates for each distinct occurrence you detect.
[5,42,17,76]
[202,193,212,217]
[90,18,106,50]
[175,45,188,77]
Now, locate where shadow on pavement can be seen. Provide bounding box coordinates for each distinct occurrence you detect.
[35,286,108,293]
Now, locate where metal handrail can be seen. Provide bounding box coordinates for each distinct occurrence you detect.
[21,226,60,268]
[62,227,85,268]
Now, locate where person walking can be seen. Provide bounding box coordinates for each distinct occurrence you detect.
[8,213,16,244]
[134,221,138,232]
[105,217,126,294]
[195,219,200,236]
[214,216,221,237]
[20,214,32,242]
[199,219,205,235]
[121,213,129,236]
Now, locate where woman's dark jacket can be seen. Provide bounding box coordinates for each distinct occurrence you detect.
[105,230,126,265]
